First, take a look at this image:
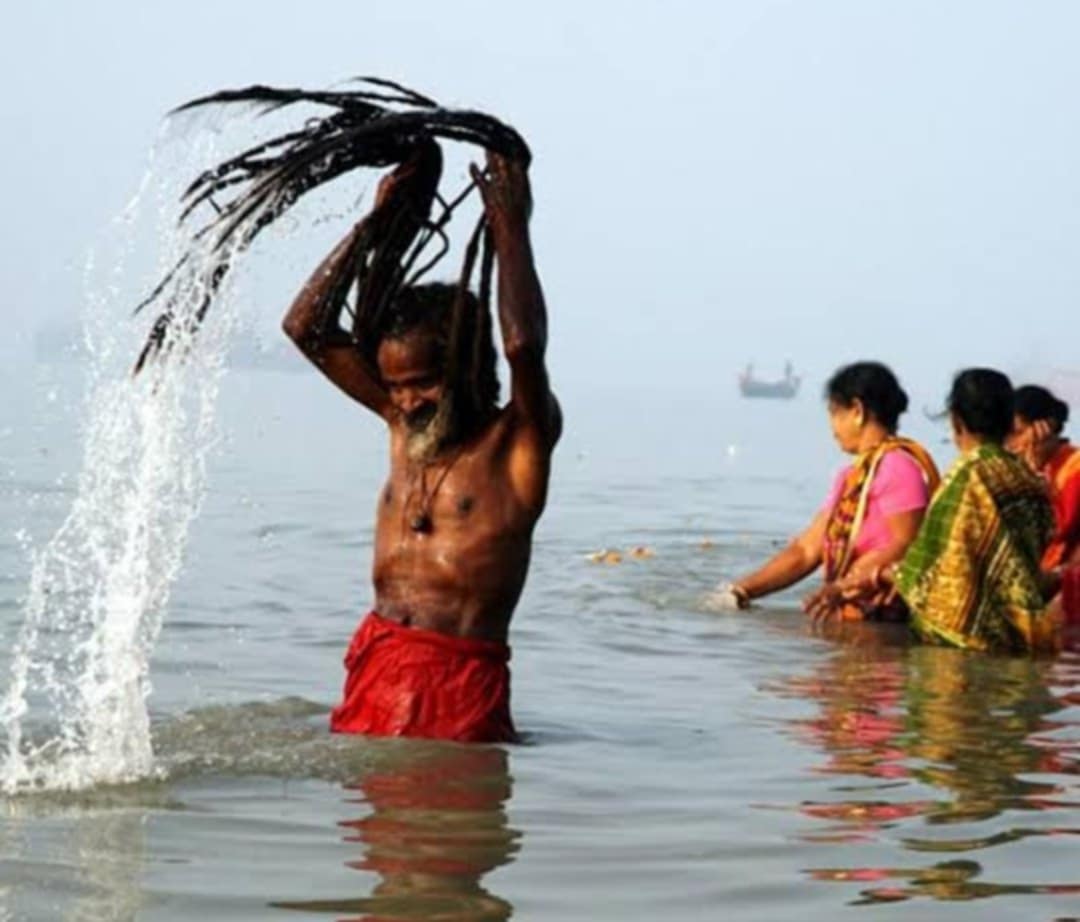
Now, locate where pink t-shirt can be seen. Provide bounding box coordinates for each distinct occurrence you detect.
[822,450,931,558]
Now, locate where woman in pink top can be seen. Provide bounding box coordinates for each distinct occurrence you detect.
[715,362,940,621]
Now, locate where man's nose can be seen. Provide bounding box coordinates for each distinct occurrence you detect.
[397,389,423,414]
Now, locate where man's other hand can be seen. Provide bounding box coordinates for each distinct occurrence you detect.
[375,140,441,210]
[470,151,532,233]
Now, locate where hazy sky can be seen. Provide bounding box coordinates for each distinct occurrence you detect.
[4,1,1079,404]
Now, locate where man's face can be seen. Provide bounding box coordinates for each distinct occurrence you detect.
[377,331,451,459]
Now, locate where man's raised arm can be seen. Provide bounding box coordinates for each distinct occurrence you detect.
[281,223,391,418]
[472,154,560,446]
[282,145,440,419]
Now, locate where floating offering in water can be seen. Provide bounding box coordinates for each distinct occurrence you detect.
[586,546,655,564]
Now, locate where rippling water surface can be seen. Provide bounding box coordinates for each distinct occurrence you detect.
[1,365,1077,921]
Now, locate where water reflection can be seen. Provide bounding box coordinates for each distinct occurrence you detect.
[0,799,148,922]
[808,858,1080,905]
[275,742,520,920]
[771,628,1080,905]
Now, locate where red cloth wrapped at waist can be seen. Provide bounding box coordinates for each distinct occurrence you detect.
[330,611,516,743]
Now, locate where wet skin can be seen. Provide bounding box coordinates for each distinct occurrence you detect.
[283,151,560,642]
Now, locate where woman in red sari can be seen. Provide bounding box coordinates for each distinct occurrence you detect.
[1009,385,1080,633]
[1009,385,1080,572]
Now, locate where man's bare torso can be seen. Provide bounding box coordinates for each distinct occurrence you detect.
[373,408,546,642]
[282,150,556,647]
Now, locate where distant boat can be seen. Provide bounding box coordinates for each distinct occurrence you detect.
[739,362,801,400]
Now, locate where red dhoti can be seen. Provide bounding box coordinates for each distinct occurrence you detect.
[329,612,516,743]
[1063,567,1080,627]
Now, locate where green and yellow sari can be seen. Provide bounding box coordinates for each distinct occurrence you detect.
[895,443,1056,653]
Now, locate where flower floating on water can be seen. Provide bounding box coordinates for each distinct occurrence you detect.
[586,546,655,564]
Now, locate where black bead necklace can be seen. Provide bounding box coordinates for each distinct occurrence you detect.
[407,449,463,534]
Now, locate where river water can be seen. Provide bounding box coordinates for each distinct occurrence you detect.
[1,360,1077,921]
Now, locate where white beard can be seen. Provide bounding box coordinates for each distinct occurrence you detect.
[405,396,455,463]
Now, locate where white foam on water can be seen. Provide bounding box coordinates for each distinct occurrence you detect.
[0,126,247,794]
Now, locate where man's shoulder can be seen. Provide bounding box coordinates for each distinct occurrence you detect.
[450,406,521,458]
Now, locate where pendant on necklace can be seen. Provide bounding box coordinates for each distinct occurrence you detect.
[410,512,433,534]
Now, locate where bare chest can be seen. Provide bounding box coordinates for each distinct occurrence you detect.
[374,443,523,550]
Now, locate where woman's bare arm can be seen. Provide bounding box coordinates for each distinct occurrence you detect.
[731,511,828,604]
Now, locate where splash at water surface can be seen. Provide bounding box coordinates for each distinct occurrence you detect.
[0,128,246,794]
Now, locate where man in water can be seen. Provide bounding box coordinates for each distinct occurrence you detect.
[282,150,560,742]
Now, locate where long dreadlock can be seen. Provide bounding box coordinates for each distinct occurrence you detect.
[133,77,530,401]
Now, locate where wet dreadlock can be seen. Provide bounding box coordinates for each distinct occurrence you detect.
[133,76,530,417]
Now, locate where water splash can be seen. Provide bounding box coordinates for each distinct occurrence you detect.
[0,128,245,794]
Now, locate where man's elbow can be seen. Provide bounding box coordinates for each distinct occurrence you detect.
[281,317,309,350]
[504,337,545,367]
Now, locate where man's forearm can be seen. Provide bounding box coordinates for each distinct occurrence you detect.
[492,224,547,359]
[281,224,364,351]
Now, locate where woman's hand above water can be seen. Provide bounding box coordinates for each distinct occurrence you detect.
[803,571,880,623]
[703,582,750,612]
